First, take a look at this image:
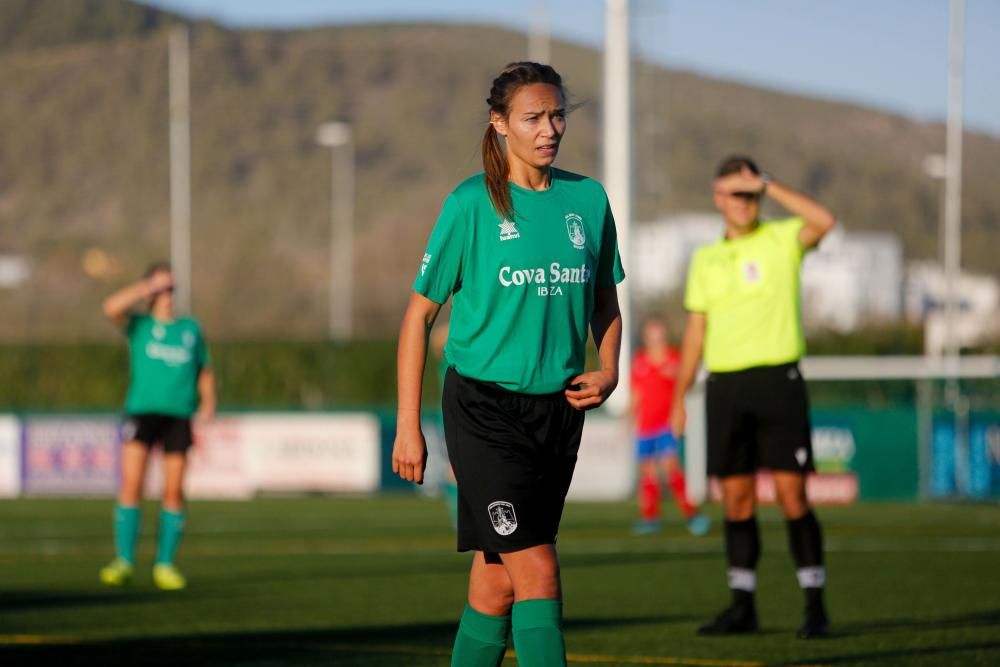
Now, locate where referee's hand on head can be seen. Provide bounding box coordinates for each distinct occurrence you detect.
[392,422,428,485]
[564,369,618,411]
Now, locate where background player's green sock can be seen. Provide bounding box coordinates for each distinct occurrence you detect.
[113,504,141,564]
[155,509,185,565]
[450,603,510,667]
[512,598,566,667]
[443,482,459,529]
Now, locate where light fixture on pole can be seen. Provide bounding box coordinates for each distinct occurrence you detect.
[316,121,355,341]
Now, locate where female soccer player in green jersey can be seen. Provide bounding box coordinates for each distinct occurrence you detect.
[393,62,625,667]
[99,262,215,590]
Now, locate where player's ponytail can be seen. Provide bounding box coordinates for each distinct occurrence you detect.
[483,62,565,221]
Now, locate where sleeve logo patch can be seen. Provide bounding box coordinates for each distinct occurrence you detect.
[488,501,518,535]
[421,253,432,276]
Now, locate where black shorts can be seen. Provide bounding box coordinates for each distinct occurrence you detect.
[442,368,584,554]
[706,362,813,477]
[122,414,193,453]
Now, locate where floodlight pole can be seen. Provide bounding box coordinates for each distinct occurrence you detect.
[529,0,551,64]
[317,122,355,341]
[602,0,632,418]
[168,25,192,315]
[943,0,965,367]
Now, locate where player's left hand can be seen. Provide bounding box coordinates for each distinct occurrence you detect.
[565,369,618,411]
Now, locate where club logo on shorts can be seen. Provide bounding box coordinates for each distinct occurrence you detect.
[565,213,586,249]
[121,419,138,442]
[488,501,518,536]
[499,219,520,241]
[795,447,809,467]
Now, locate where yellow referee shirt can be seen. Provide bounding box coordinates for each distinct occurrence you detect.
[684,218,809,372]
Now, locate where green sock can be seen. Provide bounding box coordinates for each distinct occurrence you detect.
[155,509,185,565]
[443,482,459,529]
[512,599,565,667]
[113,504,141,565]
[451,603,510,667]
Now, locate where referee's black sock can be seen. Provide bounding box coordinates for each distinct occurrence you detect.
[786,510,826,614]
[725,516,760,609]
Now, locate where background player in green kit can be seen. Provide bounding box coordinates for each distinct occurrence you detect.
[671,156,836,638]
[392,62,625,667]
[99,261,215,590]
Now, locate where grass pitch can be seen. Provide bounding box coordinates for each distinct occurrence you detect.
[0,496,998,666]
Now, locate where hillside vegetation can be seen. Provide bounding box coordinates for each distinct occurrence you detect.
[1,0,997,340]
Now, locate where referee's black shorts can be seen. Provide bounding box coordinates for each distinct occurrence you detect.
[442,367,584,554]
[706,362,813,478]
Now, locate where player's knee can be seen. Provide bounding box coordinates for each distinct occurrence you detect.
[469,578,515,615]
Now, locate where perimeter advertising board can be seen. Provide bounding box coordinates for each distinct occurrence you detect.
[0,416,20,497]
[21,416,119,495]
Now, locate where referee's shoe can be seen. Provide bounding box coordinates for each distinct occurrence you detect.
[697,598,758,635]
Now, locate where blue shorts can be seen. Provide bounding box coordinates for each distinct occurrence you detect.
[636,429,679,460]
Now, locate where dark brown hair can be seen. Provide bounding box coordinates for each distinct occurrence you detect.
[715,155,760,179]
[143,260,171,279]
[482,61,565,220]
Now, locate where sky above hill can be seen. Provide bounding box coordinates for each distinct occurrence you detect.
[140,0,1000,137]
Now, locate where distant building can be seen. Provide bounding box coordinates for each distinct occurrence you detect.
[0,254,31,289]
[905,262,1000,353]
[633,214,904,332]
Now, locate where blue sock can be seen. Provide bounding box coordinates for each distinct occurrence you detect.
[155,509,185,565]
[113,505,141,565]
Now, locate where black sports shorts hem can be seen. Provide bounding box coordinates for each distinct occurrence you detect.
[122,414,194,453]
[705,361,813,478]
[442,367,584,554]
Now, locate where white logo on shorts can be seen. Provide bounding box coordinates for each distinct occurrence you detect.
[795,447,809,467]
[121,419,138,442]
[488,501,518,536]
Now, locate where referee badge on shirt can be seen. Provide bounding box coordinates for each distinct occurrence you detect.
[488,501,518,536]
[742,260,762,284]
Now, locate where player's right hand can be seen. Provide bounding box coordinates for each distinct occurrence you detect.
[392,428,428,485]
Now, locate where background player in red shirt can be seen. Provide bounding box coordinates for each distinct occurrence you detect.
[631,317,710,536]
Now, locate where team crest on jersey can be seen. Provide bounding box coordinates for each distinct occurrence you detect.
[152,323,166,340]
[488,501,518,536]
[742,260,761,284]
[565,213,586,249]
[499,219,520,241]
[182,331,196,348]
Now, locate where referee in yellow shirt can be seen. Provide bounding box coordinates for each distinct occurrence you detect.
[671,155,836,639]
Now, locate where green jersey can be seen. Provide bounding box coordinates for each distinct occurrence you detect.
[123,314,210,418]
[414,169,625,394]
[684,217,809,372]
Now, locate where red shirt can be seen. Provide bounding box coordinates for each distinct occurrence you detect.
[632,347,680,437]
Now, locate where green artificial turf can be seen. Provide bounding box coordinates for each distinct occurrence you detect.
[1,497,997,666]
